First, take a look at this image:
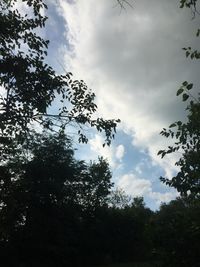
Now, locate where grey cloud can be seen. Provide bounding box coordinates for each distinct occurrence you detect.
[85,4,195,119]
[89,0,199,108]
[52,0,199,181]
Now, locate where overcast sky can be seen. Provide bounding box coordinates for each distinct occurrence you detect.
[43,0,200,210]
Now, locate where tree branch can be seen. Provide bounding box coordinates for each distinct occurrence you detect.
[116,0,134,10]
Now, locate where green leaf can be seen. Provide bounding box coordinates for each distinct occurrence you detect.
[182,81,188,86]
[186,51,190,57]
[176,88,184,96]
[182,93,189,101]
[186,83,193,90]
[157,150,163,155]
[169,123,176,128]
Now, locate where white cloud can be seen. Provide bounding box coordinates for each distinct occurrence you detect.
[135,159,149,175]
[89,134,114,166]
[55,0,196,179]
[115,144,125,160]
[149,191,179,206]
[0,86,6,98]
[117,173,152,196]
[117,172,178,206]
[89,134,124,169]
[49,0,197,208]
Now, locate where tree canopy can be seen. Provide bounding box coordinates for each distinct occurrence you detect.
[158,0,200,198]
[0,130,114,266]
[0,130,199,267]
[0,0,120,162]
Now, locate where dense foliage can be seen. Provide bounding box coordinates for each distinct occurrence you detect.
[0,0,120,162]
[153,197,200,267]
[0,131,113,266]
[0,132,199,267]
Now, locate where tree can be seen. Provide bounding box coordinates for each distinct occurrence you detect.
[153,197,200,267]
[101,196,153,264]
[0,131,114,266]
[108,188,133,209]
[0,132,76,265]
[158,0,200,198]
[80,157,113,212]
[0,0,120,161]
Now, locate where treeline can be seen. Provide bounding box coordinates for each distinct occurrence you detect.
[0,1,200,266]
[0,132,199,267]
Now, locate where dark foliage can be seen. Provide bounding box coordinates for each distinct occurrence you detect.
[0,131,113,266]
[158,0,200,198]
[158,87,200,197]
[153,197,200,267]
[0,0,120,162]
[0,132,199,266]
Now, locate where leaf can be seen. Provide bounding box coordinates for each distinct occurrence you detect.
[182,93,189,101]
[186,51,190,57]
[182,81,188,86]
[186,83,193,90]
[176,88,184,96]
[169,123,176,128]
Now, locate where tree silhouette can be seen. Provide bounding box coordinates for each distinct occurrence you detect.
[0,131,114,266]
[0,0,120,162]
[153,197,200,267]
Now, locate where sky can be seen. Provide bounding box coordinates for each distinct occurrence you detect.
[38,0,199,209]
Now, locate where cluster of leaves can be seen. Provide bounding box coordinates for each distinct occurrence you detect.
[153,197,200,267]
[0,0,120,161]
[180,0,198,9]
[1,132,199,267]
[109,188,133,209]
[0,131,199,267]
[158,0,200,198]
[0,131,113,217]
[180,0,199,17]
[0,131,113,264]
[158,82,194,156]
[183,46,200,59]
[0,131,152,266]
[158,84,200,197]
[181,1,200,60]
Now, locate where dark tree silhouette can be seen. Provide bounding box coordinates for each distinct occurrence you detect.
[153,197,200,267]
[0,0,120,162]
[0,131,114,266]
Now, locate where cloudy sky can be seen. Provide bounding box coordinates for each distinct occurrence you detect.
[42,0,199,210]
